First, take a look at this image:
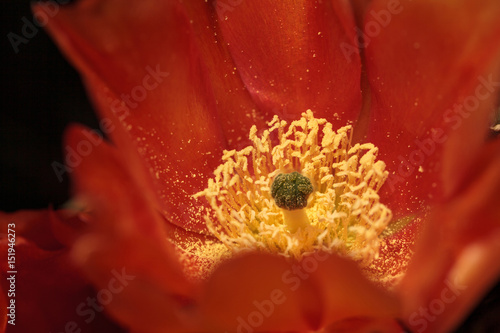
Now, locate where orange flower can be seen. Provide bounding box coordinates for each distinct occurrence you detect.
[2,0,500,332]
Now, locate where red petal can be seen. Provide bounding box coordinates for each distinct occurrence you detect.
[180,2,272,147]
[399,139,500,333]
[0,210,61,251]
[199,253,320,331]
[0,228,123,332]
[312,253,400,328]
[199,252,399,331]
[36,0,230,232]
[65,126,199,330]
[324,316,406,333]
[71,235,200,333]
[364,0,500,217]
[67,125,190,288]
[350,0,374,36]
[48,208,89,247]
[217,0,363,125]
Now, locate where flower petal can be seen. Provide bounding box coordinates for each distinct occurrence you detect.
[216,0,362,125]
[180,2,272,147]
[324,316,406,333]
[312,253,400,328]
[72,234,200,333]
[0,220,124,332]
[65,125,202,330]
[199,253,320,331]
[36,0,229,232]
[48,208,89,247]
[199,252,400,331]
[66,125,191,290]
[0,210,62,251]
[364,0,500,217]
[400,138,500,333]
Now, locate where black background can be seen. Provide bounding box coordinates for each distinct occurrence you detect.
[1,0,98,212]
[1,1,498,332]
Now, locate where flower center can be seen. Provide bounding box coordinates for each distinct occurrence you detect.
[271,171,313,211]
[194,110,392,267]
[271,171,313,233]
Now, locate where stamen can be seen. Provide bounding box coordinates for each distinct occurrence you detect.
[194,110,392,266]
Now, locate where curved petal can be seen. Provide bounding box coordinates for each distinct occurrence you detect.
[65,125,200,330]
[311,253,400,328]
[364,0,500,217]
[217,0,363,125]
[36,0,229,232]
[67,125,191,289]
[198,253,320,331]
[0,237,124,332]
[199,252,400,331]
[180,2,271,147]
[400,139,500,333]
[0,210,62,251]
[72,234,200,333]
[48,208,89,247]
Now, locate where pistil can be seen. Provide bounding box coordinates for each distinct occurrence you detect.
[270,172,313,232]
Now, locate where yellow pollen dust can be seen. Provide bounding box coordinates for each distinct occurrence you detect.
[195,110,392,266]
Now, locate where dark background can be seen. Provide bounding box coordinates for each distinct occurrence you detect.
[1,0,98,212]
[0,1,498,332]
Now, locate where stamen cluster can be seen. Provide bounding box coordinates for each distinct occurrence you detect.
[195,111,392,265]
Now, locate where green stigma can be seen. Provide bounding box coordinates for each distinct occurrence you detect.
[271,172,313,210]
